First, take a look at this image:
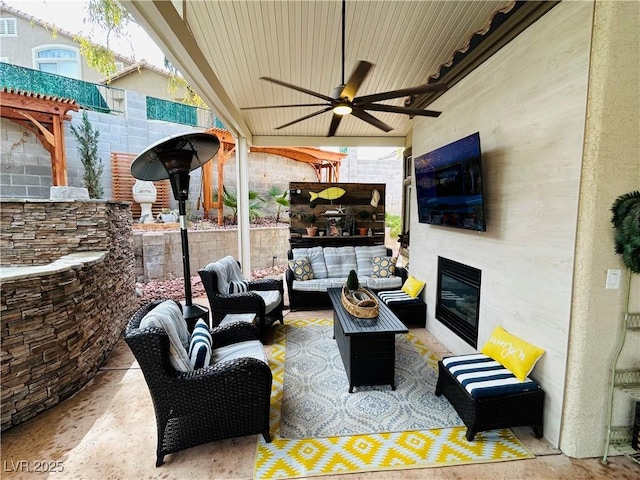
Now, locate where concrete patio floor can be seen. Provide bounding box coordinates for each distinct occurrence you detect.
[2,297,638,479]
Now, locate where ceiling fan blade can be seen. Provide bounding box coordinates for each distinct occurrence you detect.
[350,108,393,133]
[328,114,343,137]
[261,77,335,103]
[275,107,333,130]
[340,61,373,101]
[241,103,329,110]
[363,104,441,118]
[354,83,448,105]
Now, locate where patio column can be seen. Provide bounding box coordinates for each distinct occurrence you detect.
[235,135,251,277]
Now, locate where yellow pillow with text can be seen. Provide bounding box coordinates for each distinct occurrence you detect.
[401,275,425,298]
[480,326,545,381]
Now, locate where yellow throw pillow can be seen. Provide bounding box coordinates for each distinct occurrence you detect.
[481,326,545,381]
[401,275,425,298]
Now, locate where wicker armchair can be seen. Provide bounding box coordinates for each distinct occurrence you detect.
[125,300,272,467]
[198,256,285,339]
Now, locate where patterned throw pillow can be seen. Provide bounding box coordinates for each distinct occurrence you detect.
[288,256,314,281]
[189,319,212,369]
[371,256,396,278]
[228,280,249,294]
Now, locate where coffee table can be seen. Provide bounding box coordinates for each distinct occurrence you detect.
[327,287,409,392]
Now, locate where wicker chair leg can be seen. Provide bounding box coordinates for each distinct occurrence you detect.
[262,431,272,443]
[533,424,544,438]
[465,428,477,441]
[155,454,164,467]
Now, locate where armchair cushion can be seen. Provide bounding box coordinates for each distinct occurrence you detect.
[214,339,268,365]
[189,319,212,369]
[254,290,283,315]
[139,300,192,372]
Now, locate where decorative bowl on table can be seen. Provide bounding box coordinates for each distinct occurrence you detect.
[341,286,379,319]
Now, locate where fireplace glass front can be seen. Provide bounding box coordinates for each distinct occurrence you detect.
[436,257,481,347]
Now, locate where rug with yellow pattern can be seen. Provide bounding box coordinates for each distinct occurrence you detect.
[254,318,534,480]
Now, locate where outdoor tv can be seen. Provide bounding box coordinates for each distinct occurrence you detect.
[414,132,486,232]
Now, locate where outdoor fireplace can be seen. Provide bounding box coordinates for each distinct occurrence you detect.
[436,257,481,348]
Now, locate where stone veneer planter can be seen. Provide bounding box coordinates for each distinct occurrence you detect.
[0,200,135,431]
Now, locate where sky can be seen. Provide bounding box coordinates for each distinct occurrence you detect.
[5,0,166,68]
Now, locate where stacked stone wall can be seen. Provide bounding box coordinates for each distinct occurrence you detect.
[0,200,135,431]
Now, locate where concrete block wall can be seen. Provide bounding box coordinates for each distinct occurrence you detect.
[340,147,404,216]
[133,226,290,282]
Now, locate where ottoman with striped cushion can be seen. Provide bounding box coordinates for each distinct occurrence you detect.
[377,290,426,327]
[435,353,544,441]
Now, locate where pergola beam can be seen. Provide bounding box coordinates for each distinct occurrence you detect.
[1,89,78,186]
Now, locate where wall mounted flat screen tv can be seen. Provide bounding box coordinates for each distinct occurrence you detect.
[414,132,486,232]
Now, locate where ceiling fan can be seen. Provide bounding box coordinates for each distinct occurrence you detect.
[241,0,447,137]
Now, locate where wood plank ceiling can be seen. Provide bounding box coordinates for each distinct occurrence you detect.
[122,0,540,147]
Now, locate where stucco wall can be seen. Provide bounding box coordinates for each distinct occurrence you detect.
[409,1,593,448]
[562,0,640,458]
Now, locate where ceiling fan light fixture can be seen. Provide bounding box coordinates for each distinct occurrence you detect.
[332,103,352,116]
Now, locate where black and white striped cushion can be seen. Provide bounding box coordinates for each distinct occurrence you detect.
[442,353,540,399]
[378,290,423,305]
[228,280,249,294]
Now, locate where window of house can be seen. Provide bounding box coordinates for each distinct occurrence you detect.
[114,61,124,71]
[33,45,80,79]
[0,18,17,36]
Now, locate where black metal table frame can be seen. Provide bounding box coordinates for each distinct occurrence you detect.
[327,287,408,393]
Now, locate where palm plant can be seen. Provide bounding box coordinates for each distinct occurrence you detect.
[266,186,289,223]
[611,191,640,274]
[212,186,264,223]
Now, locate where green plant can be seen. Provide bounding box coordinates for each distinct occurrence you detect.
[385,213,402,239]
[307,213,317,225]
[212,186,264,223]
[346,269,359,291]
[267,186,290,223]
[70,111,104,198]
[357,210,370,221]
[611,191,640,274]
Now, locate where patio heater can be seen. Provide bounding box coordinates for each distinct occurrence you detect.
[131,132,220,331]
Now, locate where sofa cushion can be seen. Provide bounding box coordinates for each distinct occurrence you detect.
[292,278,346,292]
[371,255,396,278]
[362,276,403,290]
[292,246,328,279]
[324,246,357,278]
[354,245,388,276]
[139,300,192,373]
[188,319,212,369]
[289,256,314,280]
